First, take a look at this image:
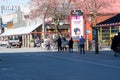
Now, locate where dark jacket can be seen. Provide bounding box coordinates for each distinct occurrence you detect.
[111,35,120,51]
[57,37,61,47]
[68,38,74,48]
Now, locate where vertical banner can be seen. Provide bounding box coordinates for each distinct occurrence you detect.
[70,10,84,41]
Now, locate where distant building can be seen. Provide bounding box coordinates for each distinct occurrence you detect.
[13,7,27,28]
[0,16,4,34]
[0,16,2,28]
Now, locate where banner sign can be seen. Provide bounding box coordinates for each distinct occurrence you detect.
[70,10,84,41]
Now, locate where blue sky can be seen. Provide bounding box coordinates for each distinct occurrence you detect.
[0,0,30,5]
[0,0,30,16]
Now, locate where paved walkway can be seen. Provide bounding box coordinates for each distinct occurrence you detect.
[0,46,111,53]
[0,47,54,53]
[0,47,119,80]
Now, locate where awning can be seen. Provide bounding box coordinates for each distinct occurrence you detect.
[46,24,69,29]
[0,23,42,37]
[97,14,120,27]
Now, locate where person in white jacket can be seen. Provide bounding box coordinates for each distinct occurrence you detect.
[61,37,67,51]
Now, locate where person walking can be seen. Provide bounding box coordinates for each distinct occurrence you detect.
[79,36,86,54]
[111,32,120,56]
[68,37,74,53]
[57,36,62,52]
[34,36,40,48]
[46,37,51,50]
[111,35,118,52]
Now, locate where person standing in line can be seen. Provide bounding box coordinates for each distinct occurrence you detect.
[61,37,67,51]
[79,36,86,54]
[68,37,74,53]
[57,36,62,52]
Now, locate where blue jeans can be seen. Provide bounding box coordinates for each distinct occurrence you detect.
[79,44,85,54]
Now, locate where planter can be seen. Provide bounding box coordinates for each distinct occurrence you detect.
[30,42,34,47]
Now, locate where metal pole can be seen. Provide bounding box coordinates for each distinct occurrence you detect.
[86,34,89,50]
[94,27,99,54]
[42,16,45,40]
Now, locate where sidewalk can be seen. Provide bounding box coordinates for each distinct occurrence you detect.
[0,46,111,54]
[0,47,119,80]
[0,47,53,53]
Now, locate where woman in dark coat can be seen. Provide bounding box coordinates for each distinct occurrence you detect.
[111,35,117,52]
[68,38,74,53]
[111,32,120,56]
[57,36,62,52]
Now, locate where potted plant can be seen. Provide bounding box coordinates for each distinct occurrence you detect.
[30,39,34,47]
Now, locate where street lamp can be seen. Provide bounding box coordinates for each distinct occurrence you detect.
[88,14,99,54]
[94,27,99,54]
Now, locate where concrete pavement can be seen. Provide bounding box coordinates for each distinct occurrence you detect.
[0,46,111,53]
[0,47,54,53]
[0,47,120,80]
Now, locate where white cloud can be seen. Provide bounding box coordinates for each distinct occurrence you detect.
[20,5,30,14]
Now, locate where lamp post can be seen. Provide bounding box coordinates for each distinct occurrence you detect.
[42,16,45,40]
[94,27,99,54]
[88,14,99,54]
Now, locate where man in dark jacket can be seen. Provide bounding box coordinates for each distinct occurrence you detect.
[112,32,120,56]
[111,35,117,52]
[68,37,74,53]
[57,36,62,52]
